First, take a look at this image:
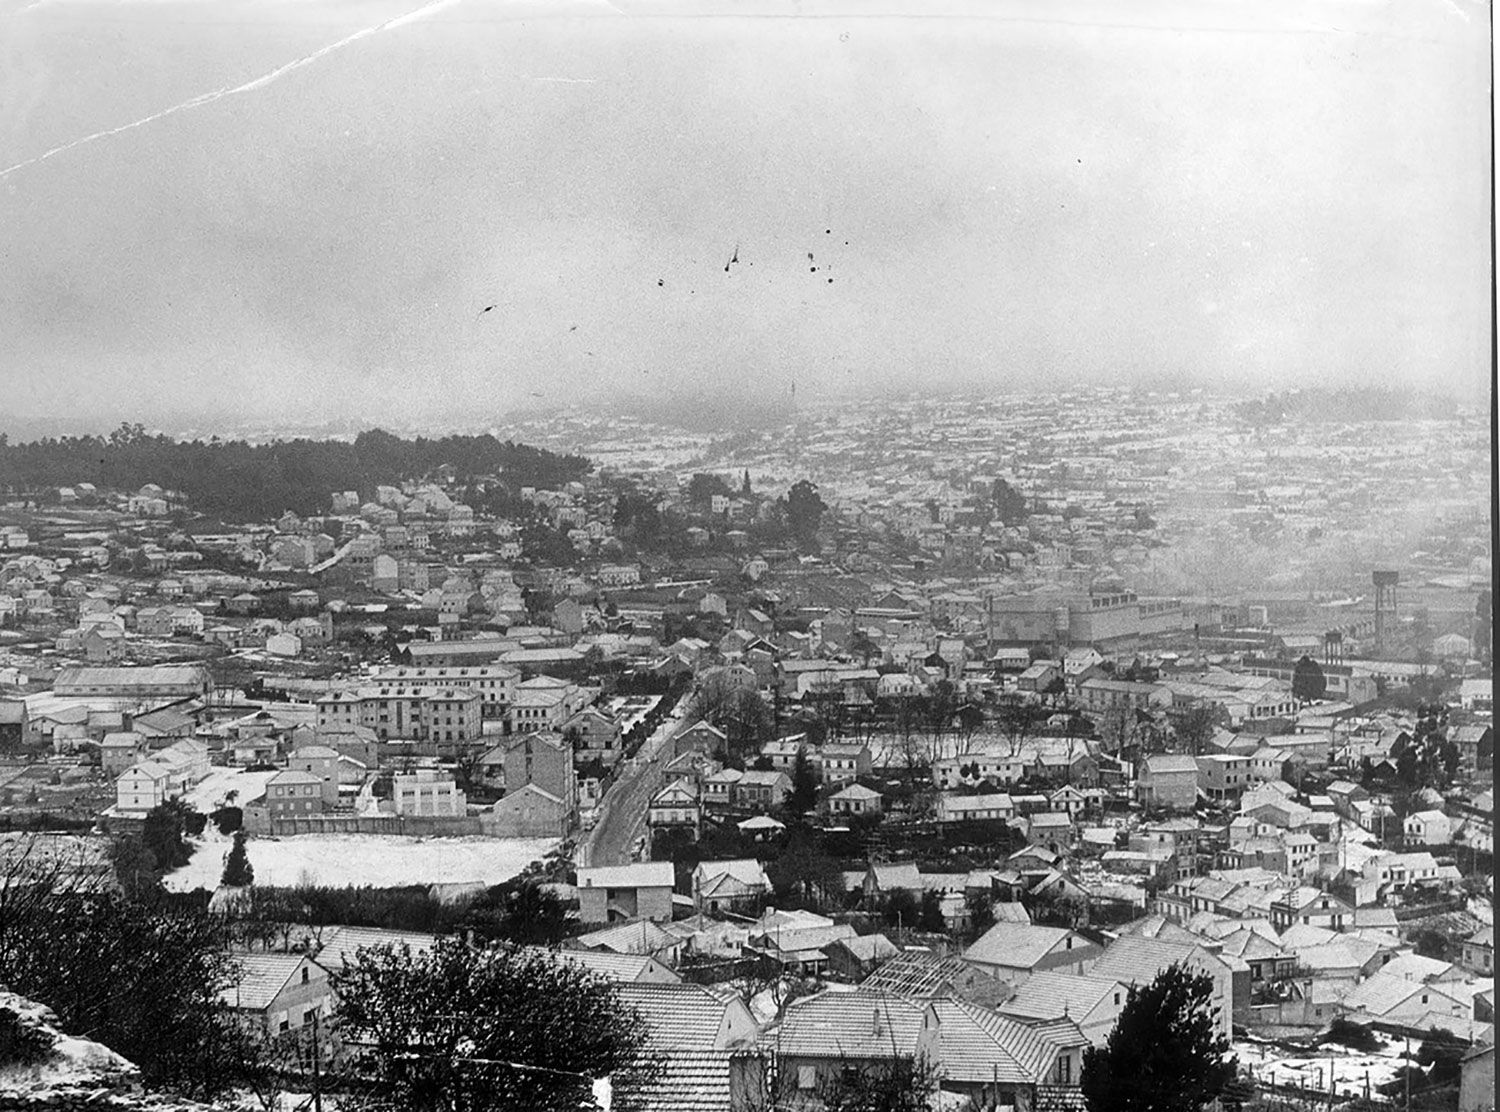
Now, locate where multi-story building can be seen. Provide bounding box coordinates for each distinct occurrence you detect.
[501,730,576,820]
[314,686,482,744]
[392,768,467,817]
[507,676,588,734]
[371,664,518,718]
[265,770,326,818]
[1196,754,1252,804]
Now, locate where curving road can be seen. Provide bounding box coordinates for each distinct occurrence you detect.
[576,699,687,869]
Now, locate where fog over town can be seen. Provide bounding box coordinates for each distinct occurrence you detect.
[0,1,1492,1111]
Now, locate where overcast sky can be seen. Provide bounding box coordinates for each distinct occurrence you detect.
[0,0,1490,432]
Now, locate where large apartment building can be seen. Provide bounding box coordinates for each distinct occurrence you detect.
[314,685,482,743]
[370,664,518,717]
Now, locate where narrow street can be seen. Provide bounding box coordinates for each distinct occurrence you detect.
[576,698,687,869]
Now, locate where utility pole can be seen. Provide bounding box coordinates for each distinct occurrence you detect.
[311,1011,325,1112]
[1404,1031,1411,1112]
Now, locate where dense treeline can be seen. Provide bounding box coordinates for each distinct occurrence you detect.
[0,425,591,521]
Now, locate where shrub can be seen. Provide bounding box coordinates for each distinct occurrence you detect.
[1320,1017,1382,1053]
[210,807,243,835]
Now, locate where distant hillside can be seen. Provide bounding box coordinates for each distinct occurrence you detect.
[1233,387,1461,425]
[0,426,591,521]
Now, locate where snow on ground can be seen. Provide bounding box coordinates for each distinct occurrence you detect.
[181,767,279,811]
[1235,1032,1410,1098]
[167,831,557,892]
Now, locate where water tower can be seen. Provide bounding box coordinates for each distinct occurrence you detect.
[1372,571,1399,656]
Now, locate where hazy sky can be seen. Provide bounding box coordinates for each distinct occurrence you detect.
[0,0,1490,432]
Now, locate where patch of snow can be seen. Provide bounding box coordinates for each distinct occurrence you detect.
[166,833,557,892]
[180,767,278,811]
[1235,1033,1410,1097]
[0,992,137,1094]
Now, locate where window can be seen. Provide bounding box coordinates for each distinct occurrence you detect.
[301,967,310,984]
[1057,1055,1072,1084]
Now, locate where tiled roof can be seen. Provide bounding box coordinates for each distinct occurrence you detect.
[1090,936,1222,988]
[1000,973,1122,1022]
[222,953,318,1012]
[1294,942,1378,974]
[992,901,1032,924]
[694,859,770,889]
[754,924,857,956]
[615,983,749,1051]
[316,925,439,970]
[1034,1085,1090,1112]
[542,948,677,983]
[1342,972,1428,1017]
[964,924,1076,970]
[868,863,922,890]
[771,991,924,1059]
[616,1049,738,1112]
[1379,952,1458,983]
[574,919,679,956]
[929,998,1077,1084]
[829,934,900,964]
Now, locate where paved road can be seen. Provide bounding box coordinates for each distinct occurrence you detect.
[577,699,686,869]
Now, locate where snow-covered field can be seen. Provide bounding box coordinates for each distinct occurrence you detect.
[166,831,557,892]
[1236,1032,1410,1098]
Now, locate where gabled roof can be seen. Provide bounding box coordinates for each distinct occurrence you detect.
[866,862,922,891]
[574,919,681,957]
[771,991,924,1060]
[1342,971,1461,1017]
[1379,952,1459,983]
[929,997,1078,1084]
[693,859,770,890]
[755,924,857,956]
[222,953,325,1012]
[530,947,680,984]
[614,982,751,1051]
[1090,935,1224,988]
[828,933,900,964]
[964,923,1081,970]
[315,925,438,971]
[1142,754,1199,774]
[1000,972,1125,1023]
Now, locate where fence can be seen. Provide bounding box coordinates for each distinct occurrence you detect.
[261,814,487,837]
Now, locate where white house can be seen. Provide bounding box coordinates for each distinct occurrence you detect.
[1404,810,1453,847]
[392,768,467,817]
[266,632,303,658]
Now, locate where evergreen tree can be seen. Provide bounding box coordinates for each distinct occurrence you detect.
[787,748,819,815]
[990,478,1028,526]
[141,799,197,872]
[220,830,254,888]
[785,479,826,546]
[918,889,946,933]
[1081,963,1236,1112]
[1291,655,1327,702]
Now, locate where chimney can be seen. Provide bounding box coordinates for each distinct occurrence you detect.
[873,1009,882,1037]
